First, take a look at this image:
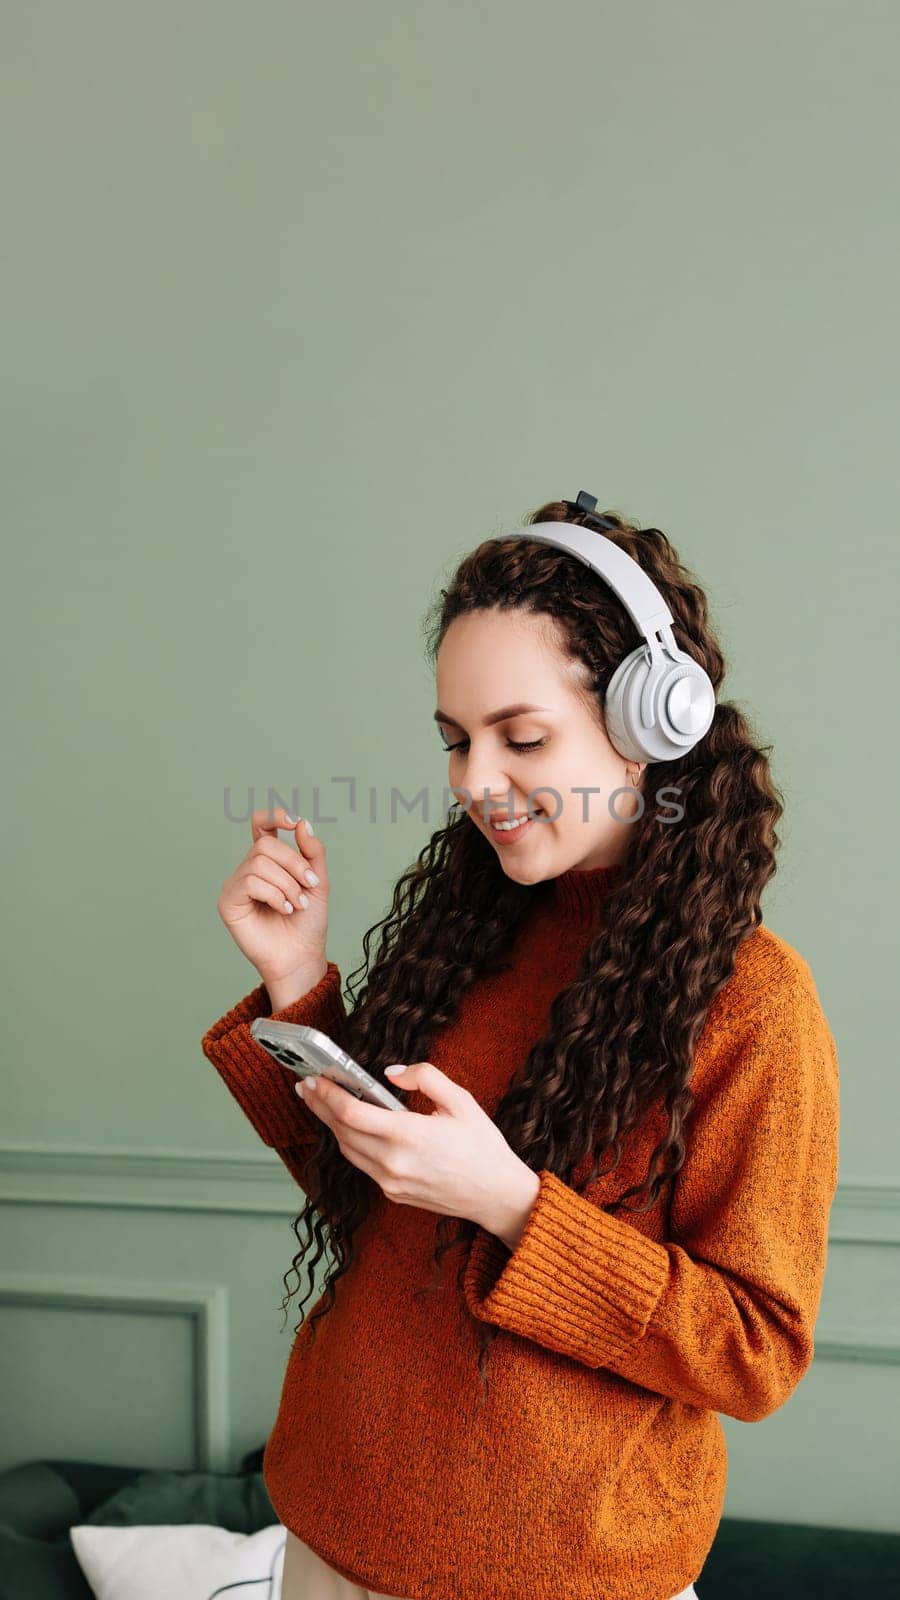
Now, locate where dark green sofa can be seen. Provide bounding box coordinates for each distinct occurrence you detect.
[0,1452,897,1599]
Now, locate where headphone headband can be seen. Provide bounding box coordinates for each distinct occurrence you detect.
[525,517,674,641]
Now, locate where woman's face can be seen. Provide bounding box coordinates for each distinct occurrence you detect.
[435,608,645,880]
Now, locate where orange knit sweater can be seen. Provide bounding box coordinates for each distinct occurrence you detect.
[200,862,840,1600]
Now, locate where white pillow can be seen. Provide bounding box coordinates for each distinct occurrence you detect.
[69,1520,286,1600]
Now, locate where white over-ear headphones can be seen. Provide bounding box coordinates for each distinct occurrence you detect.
[494,490,716,764]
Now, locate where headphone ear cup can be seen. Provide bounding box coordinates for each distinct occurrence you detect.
[606,648,716,763]
[605,647,654,763]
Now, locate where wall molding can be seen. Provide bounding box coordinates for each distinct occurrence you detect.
[811,1327,900,1365]
[826,1183,900,1246]
[1,1143,896,1229]
[1,1146,897,1366]
[0,1271,230,1470]
[0,1143,300,1215]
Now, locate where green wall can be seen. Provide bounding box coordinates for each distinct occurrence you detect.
[2,0,897,1526]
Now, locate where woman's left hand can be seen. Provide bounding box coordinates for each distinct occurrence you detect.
[295,1062,527,1229]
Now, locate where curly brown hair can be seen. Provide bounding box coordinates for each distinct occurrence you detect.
[276,496,783,1398]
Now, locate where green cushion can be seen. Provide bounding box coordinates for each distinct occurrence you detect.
[80,1466,276,1534]
[699,1515,900,1597]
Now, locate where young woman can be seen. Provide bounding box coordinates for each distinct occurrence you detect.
[202,495,840,1600]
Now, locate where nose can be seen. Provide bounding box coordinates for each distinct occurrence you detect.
[453,773,518,816]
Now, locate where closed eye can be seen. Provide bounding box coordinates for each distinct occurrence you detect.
[440,737,548,754]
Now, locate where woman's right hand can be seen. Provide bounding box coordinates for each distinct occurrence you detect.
[216,808,330,989]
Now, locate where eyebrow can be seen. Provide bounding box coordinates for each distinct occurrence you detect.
[433,702,553,730]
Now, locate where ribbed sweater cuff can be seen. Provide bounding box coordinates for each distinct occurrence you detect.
[200,961,346,1148]
[463,1168,669,1365]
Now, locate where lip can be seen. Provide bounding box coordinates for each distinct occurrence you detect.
[480,808,544,844]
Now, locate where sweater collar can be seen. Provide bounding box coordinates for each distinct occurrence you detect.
[545,859,624,930]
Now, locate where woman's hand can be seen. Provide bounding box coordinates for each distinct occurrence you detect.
[216,807,330,989]
[295,1062,534,1232]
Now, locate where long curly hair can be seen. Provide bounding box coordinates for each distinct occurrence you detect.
[277,496,783,1398]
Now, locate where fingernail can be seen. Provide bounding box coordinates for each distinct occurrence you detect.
[304,819,315,836]
[285,813,297,825]
[295,1080,305,1097]
[304,869,319,886]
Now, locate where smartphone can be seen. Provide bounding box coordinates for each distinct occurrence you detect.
[250,1019,411,1113]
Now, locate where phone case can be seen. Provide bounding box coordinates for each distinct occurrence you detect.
[250,1019,411,1113]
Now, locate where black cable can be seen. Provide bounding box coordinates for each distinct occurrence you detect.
[204,1531,286,1599]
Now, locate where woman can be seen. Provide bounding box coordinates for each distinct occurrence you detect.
[202,495,839,1600]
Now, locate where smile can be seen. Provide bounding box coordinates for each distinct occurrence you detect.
[485,808,544,843]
